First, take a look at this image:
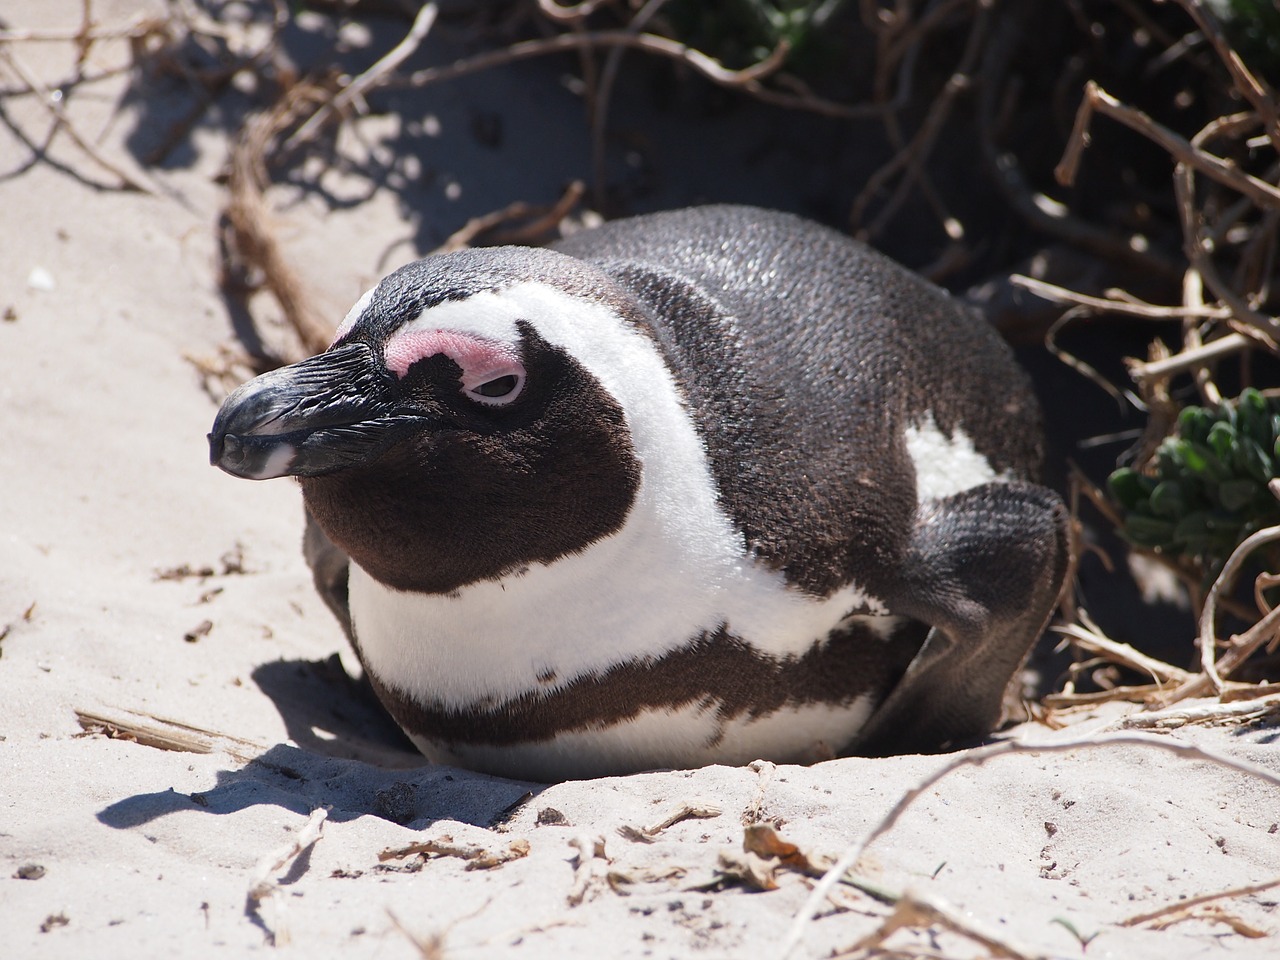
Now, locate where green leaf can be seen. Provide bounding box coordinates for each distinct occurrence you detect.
[1178,406,1215,444]
[1217,478,1260,512]
[1195,442,1233,482]
[1108,468,1155,510]
[1167,441,1231,483]
[1148,480,1187,518]
[1207,420,1236,461]
[1124,514,1177,548]
[1235,388,1268,440]
[1239,386,1267,413]
[1204,509,1243,531]
[1169,440,1207,475]
[1234,437,1275,485]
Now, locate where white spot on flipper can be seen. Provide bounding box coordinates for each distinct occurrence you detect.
[903,413,1007,503]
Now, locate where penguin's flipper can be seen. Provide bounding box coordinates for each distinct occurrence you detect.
[856,481,1070,755]
[303,506,354,645]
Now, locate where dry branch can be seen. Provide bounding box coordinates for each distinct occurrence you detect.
[567,834,608,906]
[75,707,264,763]
[0,18,154,43]
[393,30,877,120]
[1123,873,1280,926]
[435,181,586,253]
[246,807,329,947]
[1149,521,1280,705]
[1057,81,1280,211]
[1169,0,1280,157]
[536,0,611,21]
[836,887,1050,960]
[1011,274,1231,321]
[1119,694,1280,729]
[617,800,722,843]
[589,0,676,207]
[1127,331,1252,385]
[1052,622,1190,686]
[223,79,339,361]
[852,0,991,242]
[1173,161,1280,348]
[286,2,439,150]
[380,836,530,871]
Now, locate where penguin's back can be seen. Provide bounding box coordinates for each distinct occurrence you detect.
[555,205,1044,597]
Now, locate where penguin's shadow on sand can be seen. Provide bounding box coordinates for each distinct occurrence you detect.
[248,653,421,769]
[95,740,541,833]
[95,656,544,833]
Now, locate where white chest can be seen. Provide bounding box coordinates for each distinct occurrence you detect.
[346,485,899,778]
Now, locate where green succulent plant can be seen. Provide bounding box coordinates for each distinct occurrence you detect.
[1108,388,1280,572]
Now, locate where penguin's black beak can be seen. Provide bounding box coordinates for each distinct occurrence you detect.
[209,342,422,480]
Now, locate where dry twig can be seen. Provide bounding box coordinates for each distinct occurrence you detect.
[74,707,264,763]
[223,78,339,361]
[1154,519,1280,705]
[380,836,530,871]
[1011,274,1231,321]
[1123,873,1280,927]
[852,0,991,243]
[286,2,439,150]
[246,807,329,947]
[1057,81,1280,211]
[617,800,722,844]
[393,30,880,120]
[1173,160,1280,349]
[1052,621,1190,687]
[436,181,586,253]
[1119,694,1280,729]
[567,834,608,906]
[1169,0,1280,156]
[834,887,1050,960]
[0,17,154,43]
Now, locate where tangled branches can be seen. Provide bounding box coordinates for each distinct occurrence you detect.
[1026,0,1280,715]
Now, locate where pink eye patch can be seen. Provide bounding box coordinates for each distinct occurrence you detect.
[383,328,526,405]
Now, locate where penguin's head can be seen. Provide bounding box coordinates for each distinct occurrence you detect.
[208,247,646,594]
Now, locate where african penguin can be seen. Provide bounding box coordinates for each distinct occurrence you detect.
[210,205,1068,782]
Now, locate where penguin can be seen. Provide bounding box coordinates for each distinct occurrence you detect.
[209,205,1068,782]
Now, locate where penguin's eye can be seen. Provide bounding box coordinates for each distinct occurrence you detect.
[463,365,526,407]
[382,326,526,406]
[474,375,519,398]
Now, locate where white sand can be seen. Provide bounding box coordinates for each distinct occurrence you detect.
[2,5,1279,957]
